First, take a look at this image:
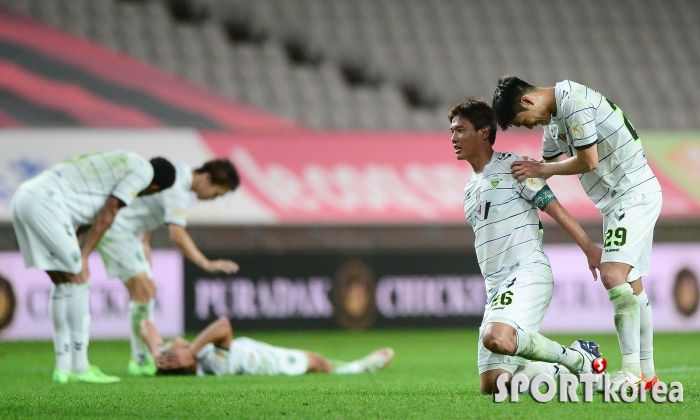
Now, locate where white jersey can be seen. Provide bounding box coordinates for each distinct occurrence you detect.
[195,338,307,376]
[463,152,553,294]
[542,80,661,213]
[108,163,192,234]
[20,150,153,227]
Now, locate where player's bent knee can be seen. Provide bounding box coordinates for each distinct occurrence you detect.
[482,324,517,355]
[125,273,156,302]
[482,333,515,355]
[306,353,331,373]
[600,262,632,289]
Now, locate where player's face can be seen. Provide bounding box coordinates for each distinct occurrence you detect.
[450,115,486,160]
[511,97,551,129]
[194,179,230,200]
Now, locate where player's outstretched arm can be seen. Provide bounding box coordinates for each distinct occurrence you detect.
[74,196,124,283]
[189,317,234,355]
[140,319,164,358]
[511,147,599,182]
[168,224,239,274]
[542,200,602,280]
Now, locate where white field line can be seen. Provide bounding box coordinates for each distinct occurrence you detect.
[655,366,700,374]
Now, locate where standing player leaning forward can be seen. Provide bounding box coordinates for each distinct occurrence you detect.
[449,98,605,394]
[96,159,241,376]
[492,76,662,390]
[11,151,176,383]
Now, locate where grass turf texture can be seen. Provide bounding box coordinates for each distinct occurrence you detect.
[0,330,697,419]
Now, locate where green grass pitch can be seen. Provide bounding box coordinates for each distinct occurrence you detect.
[1,330,697,419]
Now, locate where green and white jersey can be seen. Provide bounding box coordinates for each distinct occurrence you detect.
[542,80,661,213]
[108,163,192,235]
[195,338,307,376]
[463,152,554,294]
[40,150,153,227]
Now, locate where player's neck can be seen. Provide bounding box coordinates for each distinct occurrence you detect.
[468,149,493,174]
[540,87,557,116]
[190,171,199,191]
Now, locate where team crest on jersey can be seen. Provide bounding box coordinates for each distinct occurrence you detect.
[570,122,584,139]
[489,174,502,188]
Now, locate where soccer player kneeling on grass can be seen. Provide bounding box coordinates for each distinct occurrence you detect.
[11,151,176,384]
[140,317,394,377]
[96,159,242,376]
[449,98,606,394]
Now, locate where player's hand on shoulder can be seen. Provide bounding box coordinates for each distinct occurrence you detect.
[511,158,545,182]
[204,259,240,274]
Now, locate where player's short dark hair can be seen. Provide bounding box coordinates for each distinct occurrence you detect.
[149,157,176,190]
[195,158,240,191]
[491,75,536,130]
[448,96,497,145]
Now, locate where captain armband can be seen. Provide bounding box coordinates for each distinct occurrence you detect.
[533,185,557,210]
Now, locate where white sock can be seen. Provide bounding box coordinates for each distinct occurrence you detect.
[637,291,655,377]
[607,283,640,375]
[65,282,91,374]
[332,359,366,374]
[129,300,154,365]
[49,284,71,372]
[514,329,583,373]
[517,362,569,381]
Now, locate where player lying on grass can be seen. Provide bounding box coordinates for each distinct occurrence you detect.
[96,159,241,376]
[140,317,395,376]
[492,76,662,390]
[11,151,176,384]
[449,98,607,394]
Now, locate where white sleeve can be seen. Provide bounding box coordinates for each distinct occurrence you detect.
[561,98,598,150]
[111,155,153,206]
[542,128,563,160]
[161,187,190,227]
[195,343,230,376]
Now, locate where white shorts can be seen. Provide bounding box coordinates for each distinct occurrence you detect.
[601,192,662,280]
[478,262,554,375]
[96,230,151,282]
[11,186,82,274]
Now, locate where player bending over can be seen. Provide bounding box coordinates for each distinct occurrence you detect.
[449,98,606,394]
[140,317,394,377]
[96,159,241,376]
[11,151,176,384]
[492,76,662,390]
